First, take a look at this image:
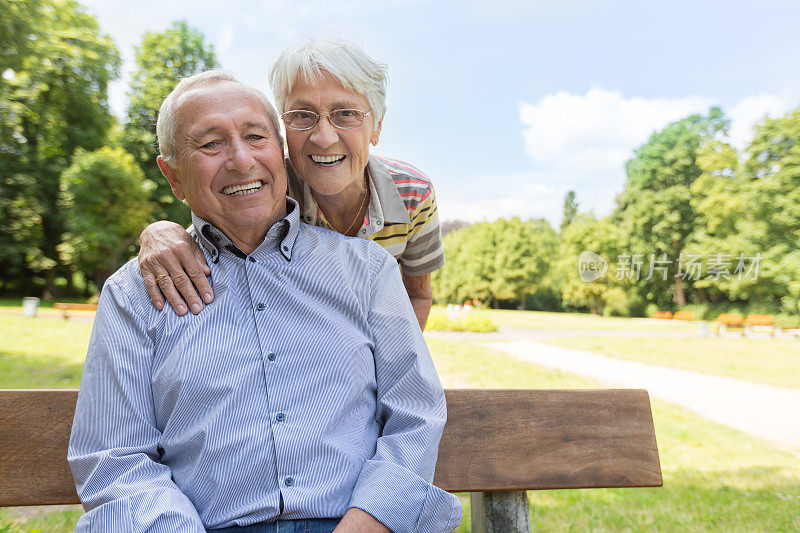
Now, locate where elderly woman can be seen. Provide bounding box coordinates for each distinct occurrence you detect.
[139,37,444,329]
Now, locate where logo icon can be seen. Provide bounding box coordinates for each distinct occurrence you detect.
[578,251,608,282]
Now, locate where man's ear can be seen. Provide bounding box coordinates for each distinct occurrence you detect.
[370,117,383,146]
[157,155,186,201]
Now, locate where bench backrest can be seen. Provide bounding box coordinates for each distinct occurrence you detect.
[53,303,98,311]
[716,313,744,325]
[744,314,773,326]
[0,388,662,506]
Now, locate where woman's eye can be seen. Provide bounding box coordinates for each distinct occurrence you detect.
[201,141,219,149]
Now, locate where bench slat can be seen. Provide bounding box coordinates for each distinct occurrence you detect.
[0,388,662,507]
[0,389,80,506]
[434,389,662,491]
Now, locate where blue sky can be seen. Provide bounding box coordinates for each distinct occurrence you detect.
[81,0,800,225]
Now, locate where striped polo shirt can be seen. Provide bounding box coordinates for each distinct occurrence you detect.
[287,155,445,276]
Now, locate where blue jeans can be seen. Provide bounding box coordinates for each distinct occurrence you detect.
[207,518,341,533]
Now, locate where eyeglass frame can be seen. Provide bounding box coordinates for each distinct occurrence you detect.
[281,108,372,131]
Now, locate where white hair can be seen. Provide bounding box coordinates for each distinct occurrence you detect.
[156,69,282,166]
[269,37,388,124]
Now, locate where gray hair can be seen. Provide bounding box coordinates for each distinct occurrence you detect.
[156,70,283,166]
[269,37,388,124]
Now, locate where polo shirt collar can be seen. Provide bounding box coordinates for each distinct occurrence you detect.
[366,155,412,225]
[192,196,301,262]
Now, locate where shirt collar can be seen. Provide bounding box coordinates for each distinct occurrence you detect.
[366,155,412,225]
[191,197,301,263]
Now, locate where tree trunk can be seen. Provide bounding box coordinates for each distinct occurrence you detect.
[673,239,686,307]
[674,275,686,307]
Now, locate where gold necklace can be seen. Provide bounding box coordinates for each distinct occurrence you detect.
[341,175,369,236]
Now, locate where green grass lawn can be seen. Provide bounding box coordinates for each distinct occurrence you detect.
[541,335,800,389]
[426,336,800,532]
[477,308,697,332]
[0,315,91,388]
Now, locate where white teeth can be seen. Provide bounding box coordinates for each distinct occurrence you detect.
[222,180,263,195]
[311,154,345,164]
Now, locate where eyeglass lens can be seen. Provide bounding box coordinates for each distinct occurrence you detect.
[284,110,366,130]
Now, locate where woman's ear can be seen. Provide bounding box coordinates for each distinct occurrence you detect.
[370,118,383,146]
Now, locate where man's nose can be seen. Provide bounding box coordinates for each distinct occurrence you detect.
[308,116,339,148]
[226,137,256,173]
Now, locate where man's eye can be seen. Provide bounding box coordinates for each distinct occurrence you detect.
[201,141,219,149]
[247,134,265,141]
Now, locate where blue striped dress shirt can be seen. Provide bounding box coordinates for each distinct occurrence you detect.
[68,198,461,532]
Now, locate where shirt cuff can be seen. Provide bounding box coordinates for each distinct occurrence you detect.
[349,459,462,533]
[75,491,206,533]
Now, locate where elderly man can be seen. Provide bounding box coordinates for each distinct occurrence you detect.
[68,71,461,533]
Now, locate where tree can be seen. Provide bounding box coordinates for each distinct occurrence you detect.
[61,148,153,292]
[0,0,120,297]
[558,215,627,315]
[123,21,219,226]
[732,108,800,313]
[432,218,558,308]
[614,108,727,308]
[560,190,578,231]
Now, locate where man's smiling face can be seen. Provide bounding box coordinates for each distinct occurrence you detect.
[158,80,287,243]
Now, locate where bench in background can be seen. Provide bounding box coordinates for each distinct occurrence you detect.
[0,388,662,532]
[650,311,673,319]
[53,303,97,320]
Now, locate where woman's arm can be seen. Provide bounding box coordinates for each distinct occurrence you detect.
[401,272,433,331]
[138,221,213,315]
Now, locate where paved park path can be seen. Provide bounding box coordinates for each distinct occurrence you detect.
[428,329,800,454]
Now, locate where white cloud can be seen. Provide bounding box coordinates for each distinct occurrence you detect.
[519,87,714,181]
[518,87,800,217]
[727,92,798,149]
[437,176,568,227]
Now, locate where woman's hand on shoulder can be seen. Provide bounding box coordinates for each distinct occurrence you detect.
[138,221,213,315]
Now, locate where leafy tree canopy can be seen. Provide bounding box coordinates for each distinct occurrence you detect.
[124,20,219,226]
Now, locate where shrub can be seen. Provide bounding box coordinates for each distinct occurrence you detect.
[426,309,497,332]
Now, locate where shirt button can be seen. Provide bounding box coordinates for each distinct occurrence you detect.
[267,352,276,361]
[285,477,294,487]
[248,257,256,263]
[275,412,285,422]
[361,229,367,234]
[282,245,289,252]
[255,303,265,311]
[377,220,382,226]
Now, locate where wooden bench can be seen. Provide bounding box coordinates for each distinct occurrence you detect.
[673,311,694,321]
[715,313,744,334]
[744,314,775,336]
[53,303,97,319]
[0,389,662,532]
[650,311,672,320]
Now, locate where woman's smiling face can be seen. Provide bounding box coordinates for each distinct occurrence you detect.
[283,71,382,200]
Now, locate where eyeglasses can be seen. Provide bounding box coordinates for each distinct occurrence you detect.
[282,109,371,131]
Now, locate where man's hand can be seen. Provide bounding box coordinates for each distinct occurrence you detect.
[139,221,213,315]
[334,508,391,533]
[401,272,433,330]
